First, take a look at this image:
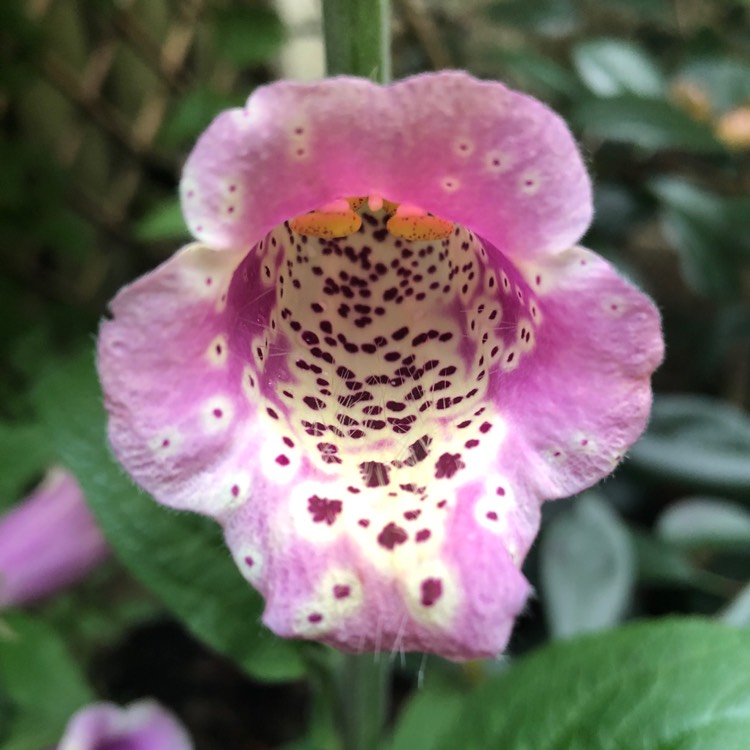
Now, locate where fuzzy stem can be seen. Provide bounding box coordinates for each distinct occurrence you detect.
[322,0,392,83]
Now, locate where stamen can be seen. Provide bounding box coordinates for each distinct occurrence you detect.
[386,203,454,241]
[290,199,363,238]
[292,196,455,241]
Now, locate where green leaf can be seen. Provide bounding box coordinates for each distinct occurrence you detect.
[572,95,723,152]
[436,620,750,750]
[485,0,580,37]
[679,57,750,113]
[628,396,750,498]
[631,530,729,596]
[32,349,306,682]
[540,494,635,638]
[134,197,191,243]
[160,87,244,149]
[721,583,750,627]
[649,177,750,300]
[213,5,285,67]
[0,422,53,510]
[657,498,750,549]
[485,48,584,99]
[0,612,94,750]
[573,38,665,98]
[386,673,465,750]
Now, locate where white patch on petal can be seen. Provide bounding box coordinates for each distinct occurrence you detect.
[317,567,365,620]
[218,177,244,222]
[148,427,183,458]
[501,346,520,372]
[201,395,234,433]
[453,136,475,157]
[603,295,628,317]
[206,334,229,367]
[258,429,301,483]
[221,470,252,511]
[440,176,461,193]
[572,432,598,455]
[285,480,346,546]
[241,364,259,403]
[403,561,460,628]
[516,318,535,352]
[519,168,542,196]
[485,149,513,175]
[233,543,264,585]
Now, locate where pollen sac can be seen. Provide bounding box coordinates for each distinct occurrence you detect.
[386,211,454,241]
[291,202,363,238]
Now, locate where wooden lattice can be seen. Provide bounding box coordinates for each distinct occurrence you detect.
[20,0,213,239]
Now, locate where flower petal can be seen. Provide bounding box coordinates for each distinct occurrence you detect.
[0,468,108,608]
[181,72,591,259]
[57,700,193,750]
[98,201,661,658]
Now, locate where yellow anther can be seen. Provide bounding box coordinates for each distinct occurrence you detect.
[290,203,363,238]
[386,209,454,241]
[347,197,367,212]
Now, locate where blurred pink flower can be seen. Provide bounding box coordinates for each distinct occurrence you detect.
[98,72,663,659]
[57,700,192,750]
[0,468,108,608]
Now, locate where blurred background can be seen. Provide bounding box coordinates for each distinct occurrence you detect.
[1,0,749,748]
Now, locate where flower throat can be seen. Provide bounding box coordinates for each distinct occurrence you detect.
[230,205,538,509]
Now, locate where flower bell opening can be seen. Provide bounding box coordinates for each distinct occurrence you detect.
[98,72,663,659]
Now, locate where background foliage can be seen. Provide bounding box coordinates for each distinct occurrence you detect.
[1,0,749,748]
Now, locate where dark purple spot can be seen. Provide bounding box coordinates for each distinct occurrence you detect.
[416,529,431,543]
[244,555,254,567]
[377,522,408,550]
[276,454,290,466]
[303,396,326,411]
[360,461,390,487]
[435,452,464,479]
[308,612,323,623]
[420,578,443,607]
[333,585,351,599]
[308,495,342,525]
[465,439,479,449]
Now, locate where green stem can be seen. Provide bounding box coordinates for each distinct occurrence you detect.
[333,652,391,750]
[322,0,392,83]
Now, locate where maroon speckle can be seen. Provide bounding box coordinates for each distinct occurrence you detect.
[420,578,443,607]
[333,585,351,599]
[358,519,370,528]
[465,439,480,449]
[377,522,408,550]
[161,438,170,448]
[303,396,326,411]
[479,421,492,434]
[496,486,506,496]
[486,511,498,521]
[276,455,290,466]
[308,495,342,525]
[360,461,390,487]
[212,408,223,418]
[435,452,465,479]
[244,555,254,567]
[404,510,421,521]
[231,484,240,497]
[416,529,431,542]
[308,612,323,623]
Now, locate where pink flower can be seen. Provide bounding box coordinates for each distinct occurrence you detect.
[97,72,663,659]
[57,700,192,750]
[0,468,108,608]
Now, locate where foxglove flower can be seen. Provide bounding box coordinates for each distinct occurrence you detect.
[57,700,192,750]
[98,72,663,659]
[0,468,108,608]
